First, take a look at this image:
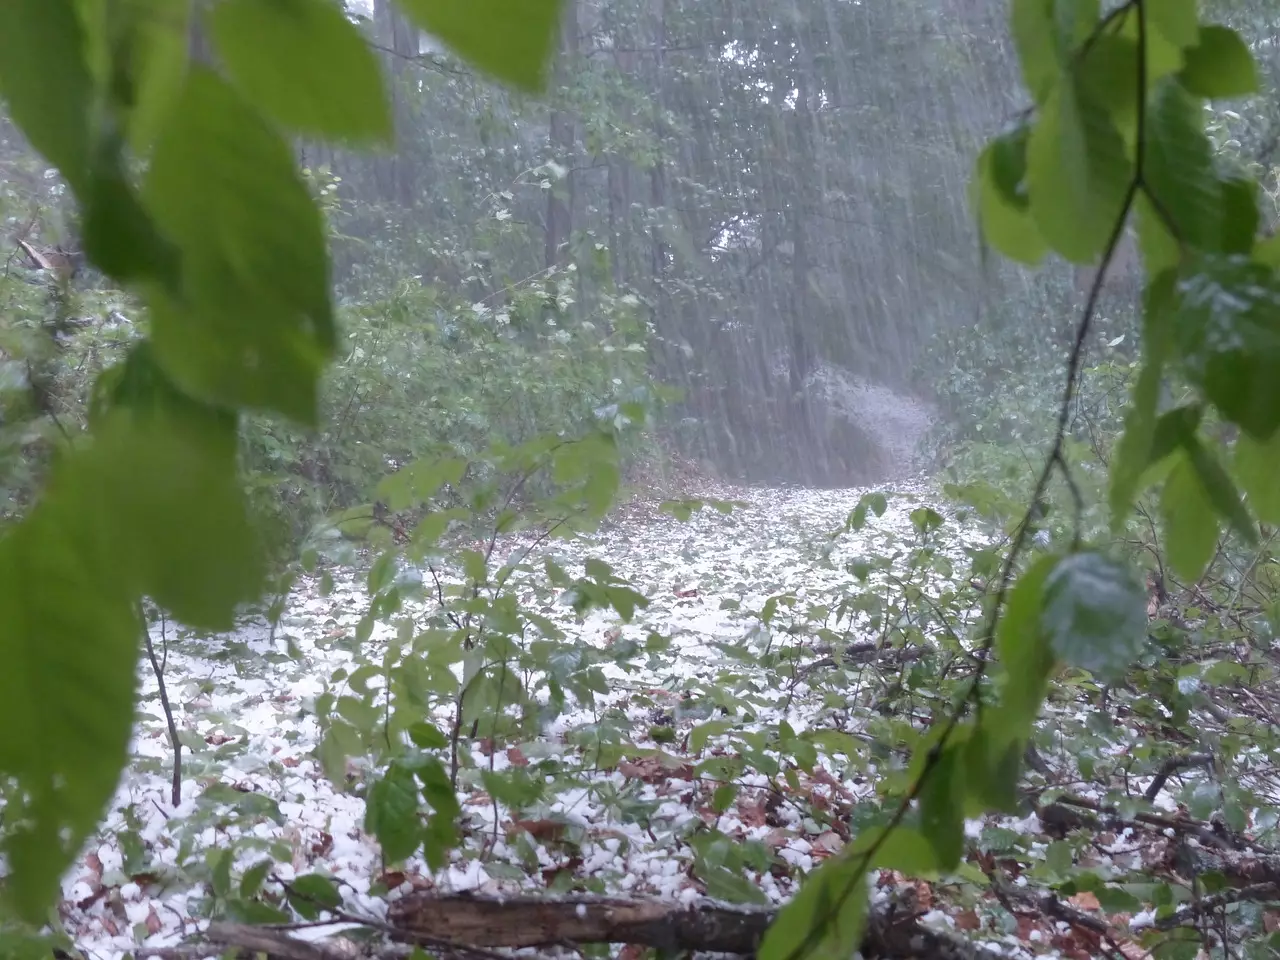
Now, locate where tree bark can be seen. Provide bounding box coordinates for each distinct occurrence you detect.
[544,1,579,272]
[386,890,1007,959]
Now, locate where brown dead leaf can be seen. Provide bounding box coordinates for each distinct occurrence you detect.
[510,819,567,843]
[1266,911,1280,933]
[737,793,769,828]
[812,831,845,858]
[1119,944,1153,960]
[618,945,646,960]
[312,831,334,858]
[205,733,235,746]
[1068,890,1101,911]
[145,908,163,936]
[675,587,699,598]
[506,745,529,767]
[280,755,301,768]
[954,909,981,931]
[617,755,692,783]
[764,828,790,850]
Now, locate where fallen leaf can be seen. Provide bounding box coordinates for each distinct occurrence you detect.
[506,745,529,767]
[510,819,567,843]
[813,831,845,857]
[1068,891,1101,911]
[954,909,980,931]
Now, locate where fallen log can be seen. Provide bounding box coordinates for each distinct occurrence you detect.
[386,891,1006,959]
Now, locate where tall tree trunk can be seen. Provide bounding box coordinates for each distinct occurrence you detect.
[373,0,422,209]
[544,1,579,272]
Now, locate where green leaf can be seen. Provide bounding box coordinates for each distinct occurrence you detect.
[855,825,938,877]
[1181,432,1257,545]
[918,744,966,870]
[1027,78,1133,263]
[211,0,391,142]
[1174,254,1280,441]
[110,0,193,155]
[1160,454,1219,581]
[1180,25,1259,99]
[408,722,449,750]
[758,853,867,960]
[82,148,179,286]
[365,764,422,863]
[377,457,466,512]
[287,873,342,919]
[144,67,335,424]
[1236,431,1280,526]
[1040,551,1146,683]
[0,514,141,922]
[1009,0,1098,104]
[1148,0,1199,50]
[995,554,1061,737]
[1143,79,1222,252]
[210,847,233,898]
[395,0,562,92]
[84,409,265,630]
[240,859,273,899]
[0,0,93,189]
[973,126,1047,265]
[699,862,769,905]
[1110,273,1177,526]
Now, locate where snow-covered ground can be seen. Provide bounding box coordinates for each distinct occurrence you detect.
[50,475,1258,960]
[59,477,997,957]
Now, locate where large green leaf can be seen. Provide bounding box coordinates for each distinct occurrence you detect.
[1236,430,1280,527]
[1143,79,1222,252]
[856,825,939,877]
[1009,0,1099,104]
[81,145,179,287]
[1109,273,1177,526]
[109,0,193,154]
[1027,78,1132,263]
[972,126,1047,264]
[0,506,141,922]
[918,743,965,870]
[0,0,93,189]
[144,68,336,424]
[758,853,867,960]
[211,0,391,142]
[1040,552,1146,683]
[1181,431,1257,546]
[1148,0,1199,50]
[365,763,422,863]
[395,0,563,92]
[995,554,1060,737]
[1180,25,1259,99]
[1174,254,1280,442]
[89,413,265,629]
[1160,454,1219,581]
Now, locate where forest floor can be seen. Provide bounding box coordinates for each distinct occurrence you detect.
[54,474,1279,960]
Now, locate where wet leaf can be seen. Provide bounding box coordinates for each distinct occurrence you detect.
[212,0,391,141]
[1181,25,1258,99]
[1040,552,1146,682]
[395,0,562,92]
[1160,454,1219,581]
[1174,254,1280,442]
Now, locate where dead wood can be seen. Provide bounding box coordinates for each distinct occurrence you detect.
[386,890,1006,959]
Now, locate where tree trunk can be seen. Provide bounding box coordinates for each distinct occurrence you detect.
[544,1,579,272]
